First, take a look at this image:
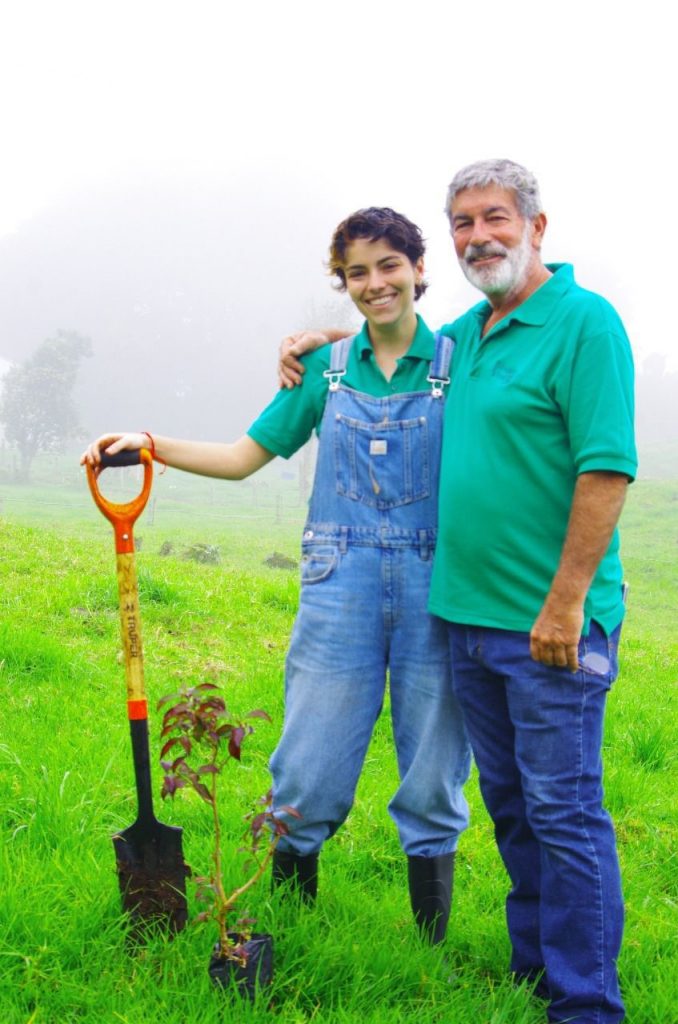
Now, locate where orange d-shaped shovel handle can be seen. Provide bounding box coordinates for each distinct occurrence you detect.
[86,449,153,553]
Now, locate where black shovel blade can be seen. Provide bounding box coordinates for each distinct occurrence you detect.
[113,818,189,933]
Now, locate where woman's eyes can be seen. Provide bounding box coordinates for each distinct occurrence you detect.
[347,261,401,279]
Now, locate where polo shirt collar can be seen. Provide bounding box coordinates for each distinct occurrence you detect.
[355,314,436,362]
[473,263,575,334]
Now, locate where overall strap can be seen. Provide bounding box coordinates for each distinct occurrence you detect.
[323,335,355,392]
[427,332,455,397]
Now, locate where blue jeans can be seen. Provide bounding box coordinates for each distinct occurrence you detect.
[270,539,471,857]
[447,621,624,1024]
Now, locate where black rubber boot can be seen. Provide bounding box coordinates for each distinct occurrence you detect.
[271,850,319,903]
[407,852,455,944]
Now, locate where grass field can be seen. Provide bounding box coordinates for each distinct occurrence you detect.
[0,453,676,1023]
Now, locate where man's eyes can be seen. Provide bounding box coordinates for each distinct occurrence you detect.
[454,216,508,230]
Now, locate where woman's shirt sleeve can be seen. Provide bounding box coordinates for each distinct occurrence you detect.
[247,350,329,459]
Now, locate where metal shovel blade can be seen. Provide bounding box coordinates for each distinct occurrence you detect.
[114,818,189,933]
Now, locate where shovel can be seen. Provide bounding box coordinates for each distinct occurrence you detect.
[86,448,188,933]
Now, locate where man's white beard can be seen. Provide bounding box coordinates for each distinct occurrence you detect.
[460,223,533,298]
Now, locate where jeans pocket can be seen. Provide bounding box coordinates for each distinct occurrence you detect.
[606,624,622,683]
[580,620,621,688]
[300,544,338,585]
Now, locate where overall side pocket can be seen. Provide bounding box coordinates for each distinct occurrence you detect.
[300,544,339,585]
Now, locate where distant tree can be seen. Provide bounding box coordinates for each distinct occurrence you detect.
[0,330,92,482]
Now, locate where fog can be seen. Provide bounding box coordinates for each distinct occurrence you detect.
[1,1,676,461]
[0,178,361,440]
[1,176,676,457]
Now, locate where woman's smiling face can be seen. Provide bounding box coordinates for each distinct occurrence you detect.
[342,237,423,331]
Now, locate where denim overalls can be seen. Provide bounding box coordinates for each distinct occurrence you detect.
[270,334,471,857]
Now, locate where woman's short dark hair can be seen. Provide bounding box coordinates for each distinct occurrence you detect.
[329,207,428,300]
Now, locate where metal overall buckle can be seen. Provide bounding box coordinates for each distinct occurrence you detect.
[427,374,450,398]
[323,369,347,392]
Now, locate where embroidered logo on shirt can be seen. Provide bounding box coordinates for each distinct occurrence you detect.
[492,361,516,384]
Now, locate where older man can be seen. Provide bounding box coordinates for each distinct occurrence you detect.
[430,160,635,1024]
[279,160,636,1023]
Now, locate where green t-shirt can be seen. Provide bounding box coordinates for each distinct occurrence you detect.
[428,264,637,635]
[248,315,438,458]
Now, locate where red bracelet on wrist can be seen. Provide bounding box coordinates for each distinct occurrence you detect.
[141,432,167,472]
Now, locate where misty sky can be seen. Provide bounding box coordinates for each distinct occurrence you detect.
[0,0,675,426]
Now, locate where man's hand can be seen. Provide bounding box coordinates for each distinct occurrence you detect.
[529,471,628,672]
[277,333,308,389]
[277,328,350,389]
[278,331,328,389]
[530,600,584,672]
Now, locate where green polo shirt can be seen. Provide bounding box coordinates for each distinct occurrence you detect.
[248,316,438,458]
[428,264,637,635]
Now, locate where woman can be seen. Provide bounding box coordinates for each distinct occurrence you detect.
[82,208,471,944]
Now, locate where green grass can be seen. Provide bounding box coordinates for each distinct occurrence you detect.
[0,459,676,1023]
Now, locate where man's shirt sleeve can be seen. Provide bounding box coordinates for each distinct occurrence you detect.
[558,309,637,481]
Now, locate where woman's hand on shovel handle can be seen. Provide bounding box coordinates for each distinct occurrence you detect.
[81,432,146,472]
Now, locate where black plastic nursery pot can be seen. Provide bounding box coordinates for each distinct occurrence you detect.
[208,933,274,1001]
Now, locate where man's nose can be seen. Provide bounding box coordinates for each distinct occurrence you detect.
[467,219,492,247]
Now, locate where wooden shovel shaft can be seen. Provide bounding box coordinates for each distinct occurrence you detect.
[86,452,151,703]
[116,551,147,708]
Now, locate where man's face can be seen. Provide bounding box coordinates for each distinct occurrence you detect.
[449,185,540,298]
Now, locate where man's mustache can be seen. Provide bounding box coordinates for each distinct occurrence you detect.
[464,243,508,263]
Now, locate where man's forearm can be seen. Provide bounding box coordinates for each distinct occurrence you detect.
[548,471,629,603]
[530,471,629,669]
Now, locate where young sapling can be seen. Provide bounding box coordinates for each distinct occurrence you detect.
[158,681,297,975]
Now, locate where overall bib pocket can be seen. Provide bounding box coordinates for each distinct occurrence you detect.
[332,413,430,509]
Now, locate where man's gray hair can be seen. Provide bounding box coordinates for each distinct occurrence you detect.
[445,159,543,221]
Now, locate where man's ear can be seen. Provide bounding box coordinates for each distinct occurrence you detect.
[532,212,547,250]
